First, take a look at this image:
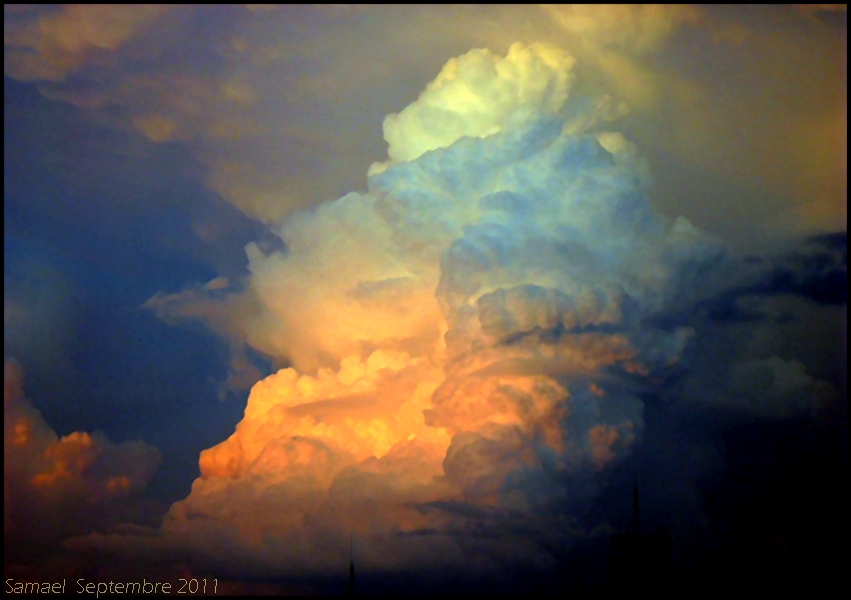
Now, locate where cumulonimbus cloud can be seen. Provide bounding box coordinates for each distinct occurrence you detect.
[79,42,758,579]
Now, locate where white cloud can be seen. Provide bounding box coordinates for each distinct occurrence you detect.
[104,43,732,577]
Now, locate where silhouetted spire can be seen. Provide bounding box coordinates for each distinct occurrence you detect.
[347,531,355,596]
[632,481,640,527]
[609,481,672,592]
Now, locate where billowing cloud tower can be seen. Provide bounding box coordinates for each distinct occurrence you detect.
[127,42,727,578]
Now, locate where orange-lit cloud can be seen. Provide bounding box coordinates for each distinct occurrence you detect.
[4,358,161,562]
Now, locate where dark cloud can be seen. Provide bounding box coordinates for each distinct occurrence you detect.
[742,233,847,304]
[4,359,162,564]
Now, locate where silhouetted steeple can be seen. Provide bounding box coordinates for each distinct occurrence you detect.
[633,482,640,528]
[347,532,355,596]
[609,482,672,592]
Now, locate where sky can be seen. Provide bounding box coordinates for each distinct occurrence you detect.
[4,4,847,595]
